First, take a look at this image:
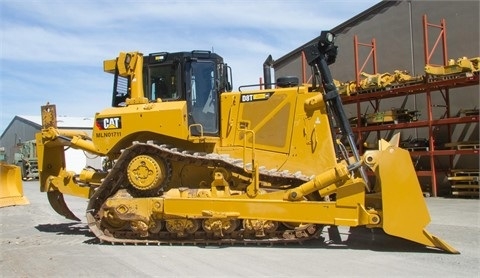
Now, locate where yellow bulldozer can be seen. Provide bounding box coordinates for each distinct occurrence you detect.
[0,147,29,207]
[35,31,458,253]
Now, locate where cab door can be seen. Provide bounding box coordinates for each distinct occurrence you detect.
[186,60,219,135]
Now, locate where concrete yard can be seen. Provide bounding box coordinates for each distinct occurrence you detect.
[1,180,479,277]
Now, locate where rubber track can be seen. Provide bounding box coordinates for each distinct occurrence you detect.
[87,141,321,245]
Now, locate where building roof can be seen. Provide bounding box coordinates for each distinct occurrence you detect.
[273,0,398,67]
[18,115,94,129]
[0,115,94,139]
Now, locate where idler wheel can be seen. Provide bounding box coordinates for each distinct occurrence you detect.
[126,154,169,196]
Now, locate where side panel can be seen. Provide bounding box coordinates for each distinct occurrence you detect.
[92,101,189,154]
[218,87,338,176]
[235,88,296,153]
[284,91,337,175]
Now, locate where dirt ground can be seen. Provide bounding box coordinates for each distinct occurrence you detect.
[0,180,479,277]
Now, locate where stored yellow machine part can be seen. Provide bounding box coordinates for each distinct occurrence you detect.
[36,31,459,253]
[337,70,422,95]
[0,162,29,207]
[425,56,480,75]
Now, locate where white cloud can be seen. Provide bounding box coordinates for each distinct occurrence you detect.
[0,0,380,132]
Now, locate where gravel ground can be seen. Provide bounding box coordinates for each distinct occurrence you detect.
[0,180,479,277]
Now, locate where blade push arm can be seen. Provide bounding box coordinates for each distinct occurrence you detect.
[40,127,102,155]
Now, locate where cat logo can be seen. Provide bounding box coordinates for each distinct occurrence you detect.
[96,117,122,130]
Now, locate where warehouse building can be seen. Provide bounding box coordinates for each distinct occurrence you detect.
[273,0,479,196]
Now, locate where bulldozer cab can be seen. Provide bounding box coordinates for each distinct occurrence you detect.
[110,51,230,136]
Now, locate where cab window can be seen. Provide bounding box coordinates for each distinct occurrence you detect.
[147,64,181,101]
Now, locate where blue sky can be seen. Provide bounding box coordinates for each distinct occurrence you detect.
[0,0,379,133]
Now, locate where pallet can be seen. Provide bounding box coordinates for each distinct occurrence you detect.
[451,184,479,189]
[457,108,479,117]
[405,147,429,152]
[444,141,480,150]
[451,191,479,197]
[449,169,479,176]
[448,169,479,198]
[448,176,479,183]
[457,144,479,150]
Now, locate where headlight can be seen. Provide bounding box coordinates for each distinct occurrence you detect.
[319,31,335,47]
[326,32,334,43]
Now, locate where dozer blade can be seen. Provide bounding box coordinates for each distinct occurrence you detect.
[47,190,80,221]
[0,163,29,207]
[371,139,459,254]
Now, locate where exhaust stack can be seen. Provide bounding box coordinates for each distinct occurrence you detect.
[263,55,274,89]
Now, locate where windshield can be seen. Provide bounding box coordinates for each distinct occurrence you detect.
[188,61,218,135]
